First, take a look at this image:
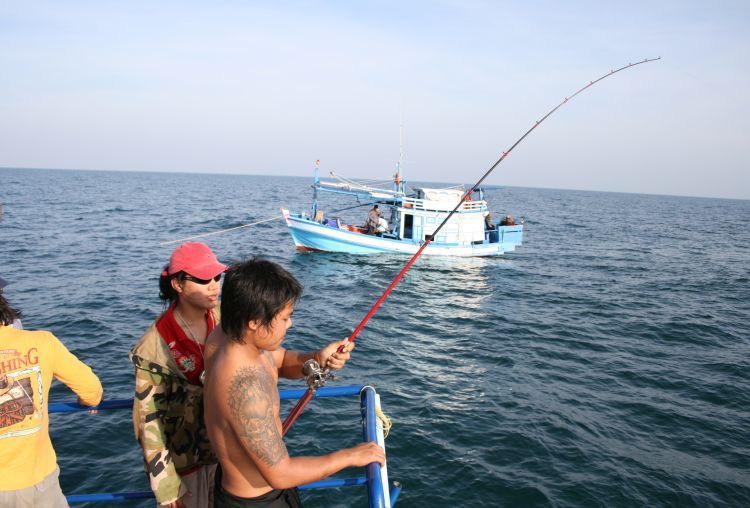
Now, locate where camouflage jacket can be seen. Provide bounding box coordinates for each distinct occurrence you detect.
[129,310,218,505]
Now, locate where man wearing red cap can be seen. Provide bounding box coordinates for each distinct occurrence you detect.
[130,242,227,507]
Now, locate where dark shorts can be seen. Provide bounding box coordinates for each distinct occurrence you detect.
[213,466,302,508]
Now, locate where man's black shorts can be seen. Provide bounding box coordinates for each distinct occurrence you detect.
[213,465,303,507]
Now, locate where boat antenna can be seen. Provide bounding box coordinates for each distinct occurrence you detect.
[282,57,661,435]
[394,113,404,193]
[312,160,320,219]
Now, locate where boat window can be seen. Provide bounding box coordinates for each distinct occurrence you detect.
[403,214,413,239]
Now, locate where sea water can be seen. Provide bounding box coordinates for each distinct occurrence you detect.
[0,167,748,507]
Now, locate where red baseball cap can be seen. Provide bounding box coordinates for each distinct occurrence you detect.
[168,242,227,279]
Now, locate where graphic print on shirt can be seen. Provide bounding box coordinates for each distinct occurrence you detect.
[168,340,198,374]
[0,348,44,439]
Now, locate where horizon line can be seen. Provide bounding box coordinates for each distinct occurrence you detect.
[1,165,747,203]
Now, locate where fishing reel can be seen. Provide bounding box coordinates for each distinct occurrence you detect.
[303,359,334,391]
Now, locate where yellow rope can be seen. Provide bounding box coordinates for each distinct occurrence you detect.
[375,406,392,439]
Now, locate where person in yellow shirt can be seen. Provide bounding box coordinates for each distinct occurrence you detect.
[0,276,103,507]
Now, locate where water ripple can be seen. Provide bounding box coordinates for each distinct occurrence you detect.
[1,169,749,507]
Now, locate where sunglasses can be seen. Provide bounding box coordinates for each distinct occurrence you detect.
[182,273,222,285]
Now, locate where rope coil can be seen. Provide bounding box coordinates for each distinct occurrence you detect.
[375,406,392,439]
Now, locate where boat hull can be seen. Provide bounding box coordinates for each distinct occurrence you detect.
[281,209,522,257]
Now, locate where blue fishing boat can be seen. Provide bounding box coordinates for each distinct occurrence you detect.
[282,166,523,257]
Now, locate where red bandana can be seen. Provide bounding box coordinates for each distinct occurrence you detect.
[156,304,216,385]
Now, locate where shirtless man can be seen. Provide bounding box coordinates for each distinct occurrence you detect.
[204,259,385,507]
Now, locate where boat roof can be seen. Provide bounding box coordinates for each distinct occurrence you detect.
[412,187,465,202]
[316,179,488,212]
[317,180,404,200]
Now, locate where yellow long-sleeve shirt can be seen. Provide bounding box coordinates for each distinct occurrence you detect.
[0,325,103,491]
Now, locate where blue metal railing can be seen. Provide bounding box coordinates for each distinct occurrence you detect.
[51,385,401,506]
[361,386,386,508]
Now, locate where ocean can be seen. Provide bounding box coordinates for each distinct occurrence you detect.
[0,167,748,507]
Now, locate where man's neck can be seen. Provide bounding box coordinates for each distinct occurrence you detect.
[225,332,264,360]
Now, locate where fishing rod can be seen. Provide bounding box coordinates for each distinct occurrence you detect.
[282,57,661,436]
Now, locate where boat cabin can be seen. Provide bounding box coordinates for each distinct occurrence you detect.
[391,187,488,244]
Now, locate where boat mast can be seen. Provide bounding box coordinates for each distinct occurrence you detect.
[312,160,320,218]
[394,116,404,194]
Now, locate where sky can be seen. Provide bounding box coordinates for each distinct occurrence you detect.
[1,1,748,200]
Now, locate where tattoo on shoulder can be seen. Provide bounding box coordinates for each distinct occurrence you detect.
[227,365,287,467]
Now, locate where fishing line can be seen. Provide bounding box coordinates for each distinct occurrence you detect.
[282,57,661,435]
[160,201,392,246]
[159,217,279,246]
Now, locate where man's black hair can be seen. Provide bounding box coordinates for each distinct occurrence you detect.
[0,292,22,327]
[220,258,302,344]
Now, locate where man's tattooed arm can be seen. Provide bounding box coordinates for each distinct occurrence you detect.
[227,365,288,467]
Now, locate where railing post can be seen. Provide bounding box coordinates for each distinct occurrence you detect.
[360,386,388,508]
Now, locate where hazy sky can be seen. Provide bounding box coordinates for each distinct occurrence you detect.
[1,1,748,199]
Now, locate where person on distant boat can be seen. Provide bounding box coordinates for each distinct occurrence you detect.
[130,242,227,508]
[364,204,382,234]
[499,214,516,226]
[203,259,384,508]
[375,216,389,234]
[484,212,495,231]
[0,276,103,507]
[485,213,500,243]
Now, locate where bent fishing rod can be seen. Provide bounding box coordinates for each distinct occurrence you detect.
[282,57,661,436]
